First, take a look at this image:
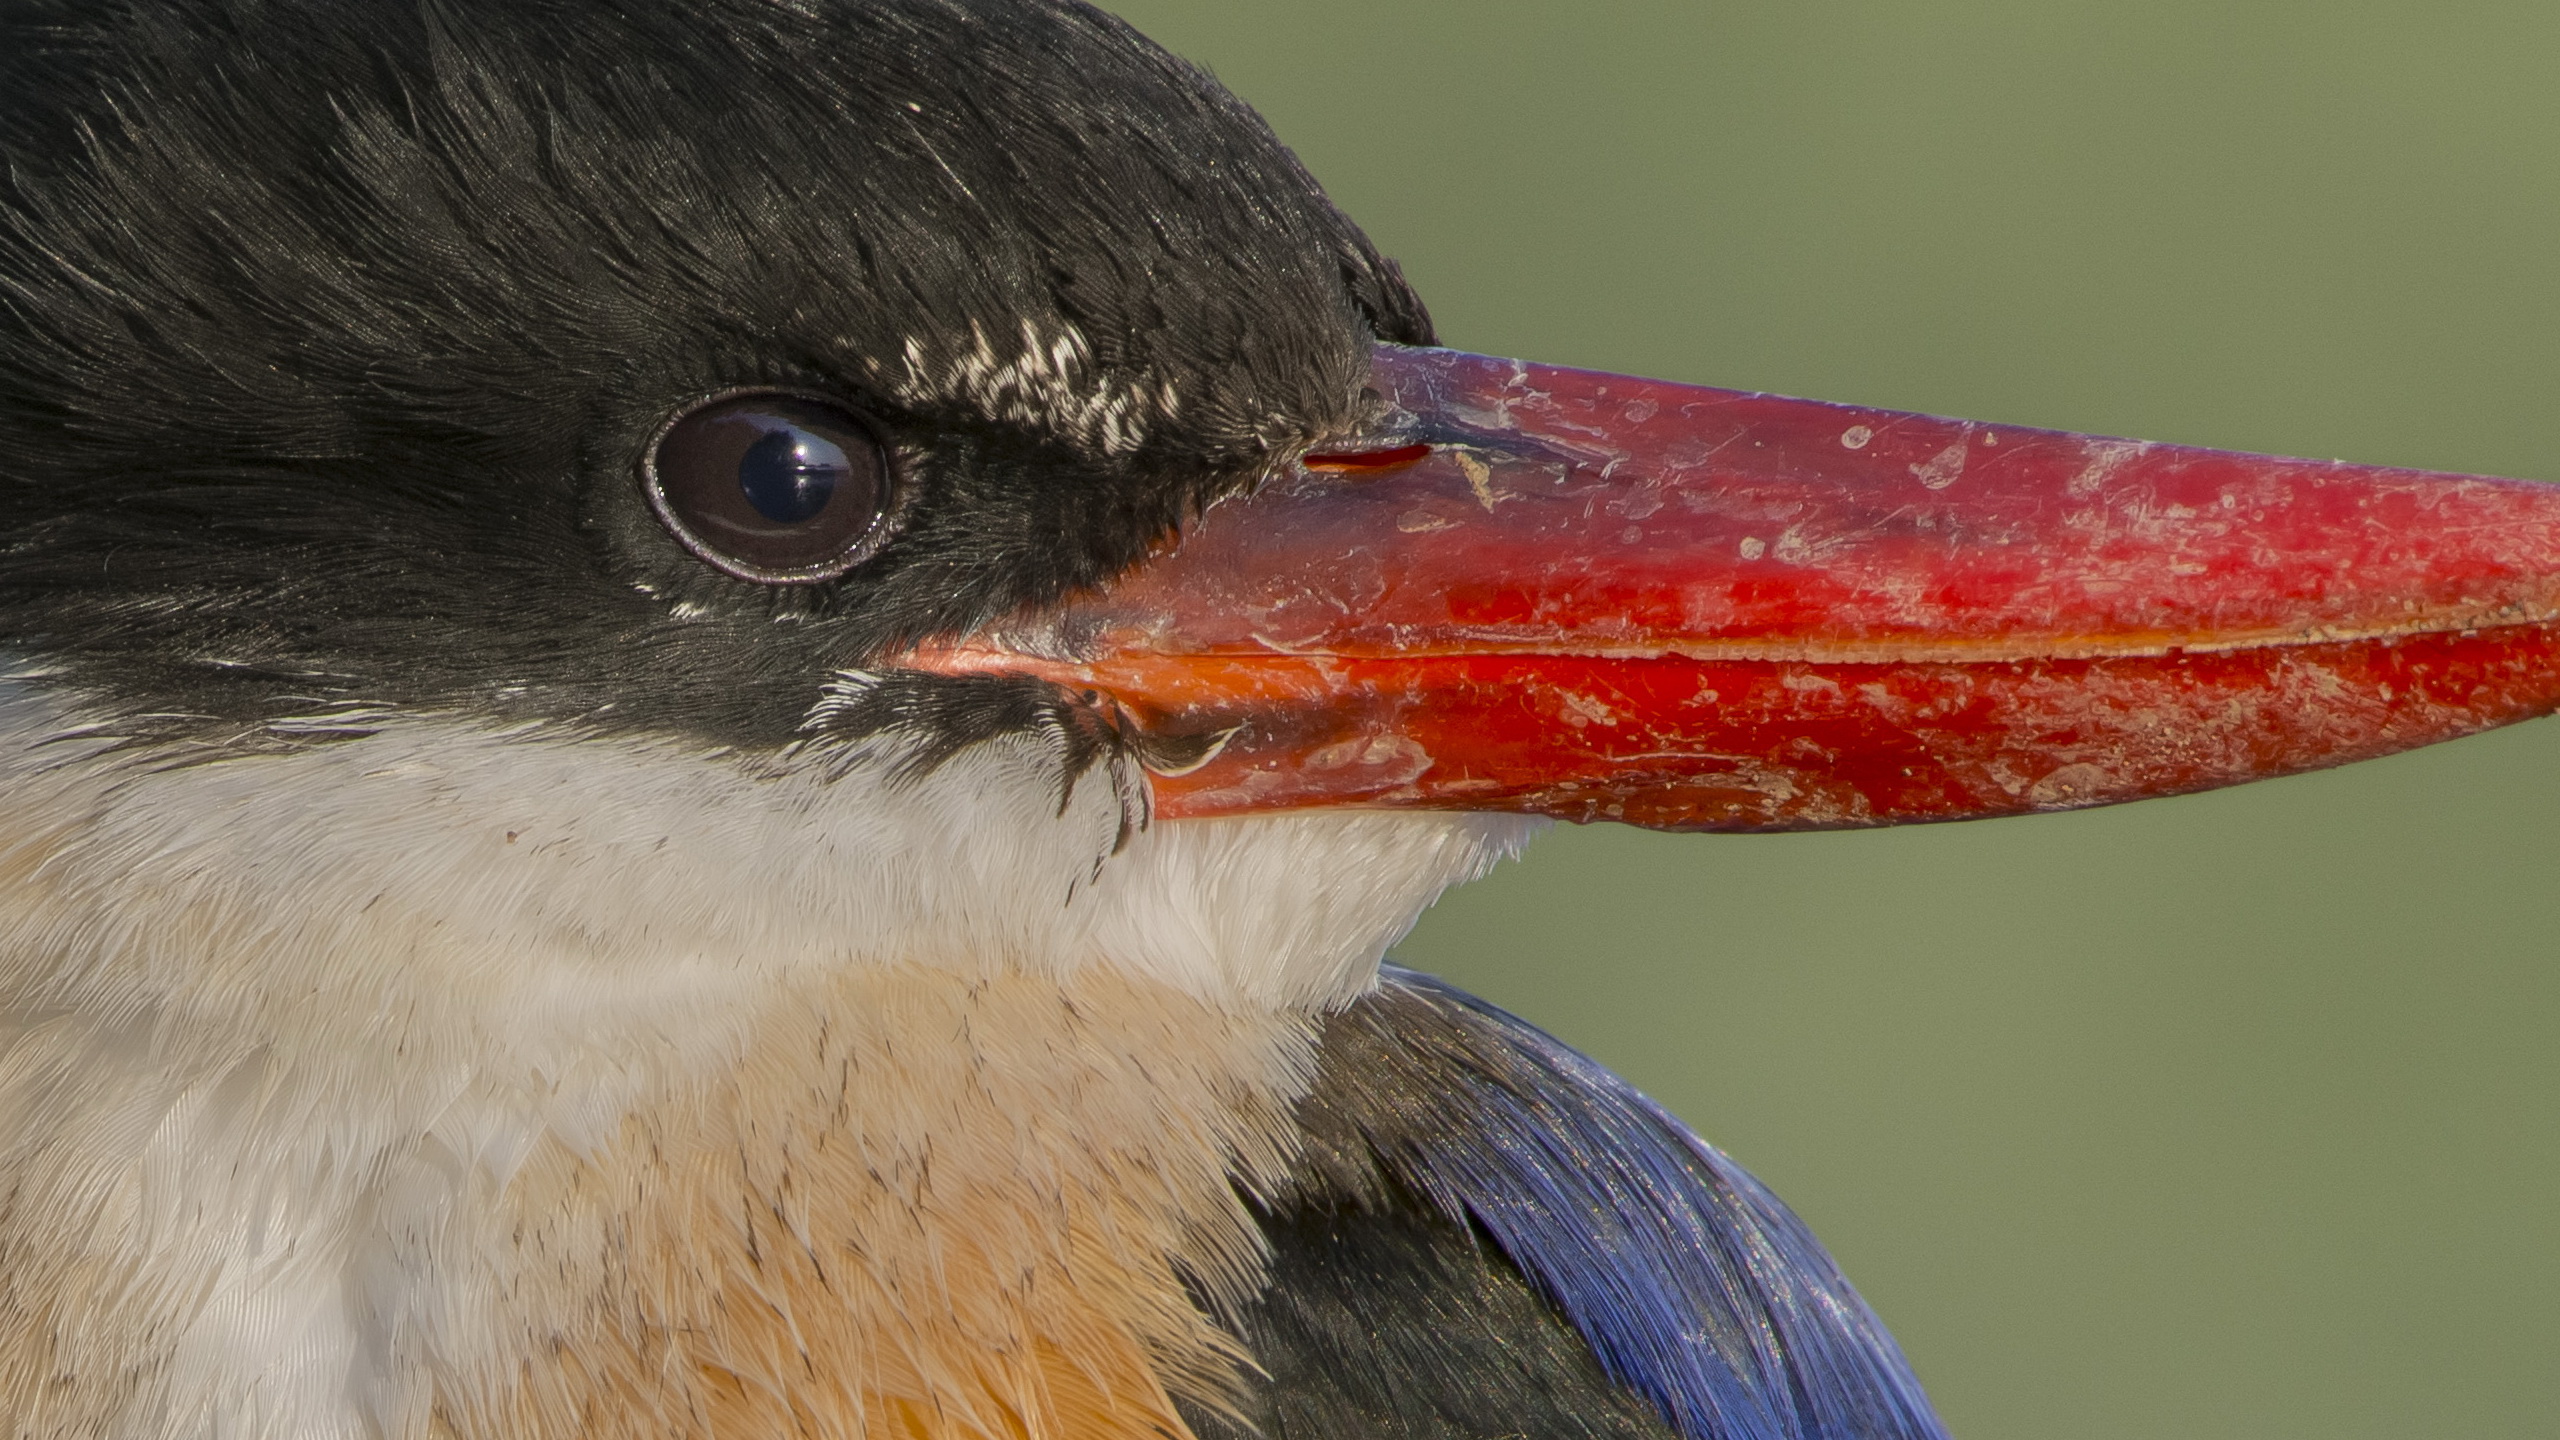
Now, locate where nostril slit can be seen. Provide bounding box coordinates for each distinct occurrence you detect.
[1302,442,1433,474]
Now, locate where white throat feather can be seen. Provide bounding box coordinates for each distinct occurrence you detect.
[0,677,1533,1438]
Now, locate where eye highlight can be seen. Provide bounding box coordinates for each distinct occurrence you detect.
[644,392,897,583]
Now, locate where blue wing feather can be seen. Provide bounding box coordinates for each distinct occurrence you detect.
[1310,966,1952,1440]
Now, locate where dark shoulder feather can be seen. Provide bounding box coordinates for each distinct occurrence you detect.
[1188,1196,1683,1439]
[1197,966,1949,1440]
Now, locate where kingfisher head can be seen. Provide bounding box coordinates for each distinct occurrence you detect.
[5,0,2559,1023]
[0,0,1519,1023]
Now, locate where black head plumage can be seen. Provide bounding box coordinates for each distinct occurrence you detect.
[0,0,1430,750]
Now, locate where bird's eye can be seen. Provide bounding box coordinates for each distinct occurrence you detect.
[644,392,897,583]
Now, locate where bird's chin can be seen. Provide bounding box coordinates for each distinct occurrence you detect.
[1078,808,1544,1011]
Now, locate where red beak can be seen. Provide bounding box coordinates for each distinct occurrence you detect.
[906,345,2560,832]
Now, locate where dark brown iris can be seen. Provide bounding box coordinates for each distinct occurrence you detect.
[645,393,894,582]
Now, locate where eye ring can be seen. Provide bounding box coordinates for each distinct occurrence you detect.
[640,387,907,585]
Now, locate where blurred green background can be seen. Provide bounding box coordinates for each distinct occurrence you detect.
[1100,4,2560,1438]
